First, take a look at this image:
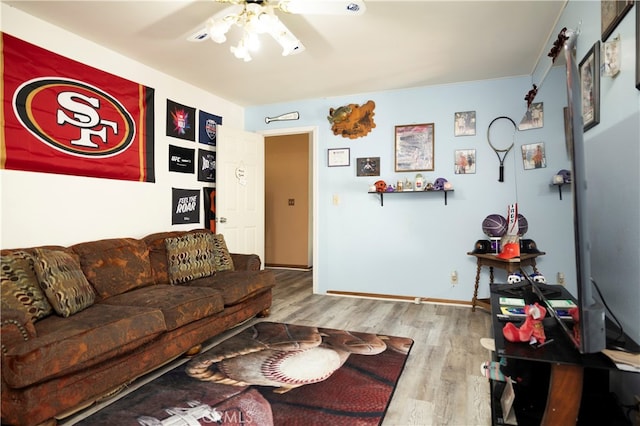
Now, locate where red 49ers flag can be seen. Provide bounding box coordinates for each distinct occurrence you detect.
[1,33,155,182]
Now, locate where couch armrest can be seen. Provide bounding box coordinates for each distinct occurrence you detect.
[1,309,36,354]
[230,253,261,271]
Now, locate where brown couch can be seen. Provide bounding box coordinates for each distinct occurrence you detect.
[0,229,275,426]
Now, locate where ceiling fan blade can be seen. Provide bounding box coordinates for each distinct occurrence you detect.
[279,0,366,15]
[187,27,210,42]
[265,16,306,56]
[186,4,244,42]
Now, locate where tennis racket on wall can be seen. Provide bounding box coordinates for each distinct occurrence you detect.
[487,116,516,182]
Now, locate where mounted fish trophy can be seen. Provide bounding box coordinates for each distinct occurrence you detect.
[327,100,376,139]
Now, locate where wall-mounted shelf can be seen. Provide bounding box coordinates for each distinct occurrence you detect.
[551,183,568,200]
[368,189,453,206]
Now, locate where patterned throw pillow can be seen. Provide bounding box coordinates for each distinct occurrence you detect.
[32,249,96,317]
[209,234,235,272]
[1,251,53,322]
[165,232,216,285]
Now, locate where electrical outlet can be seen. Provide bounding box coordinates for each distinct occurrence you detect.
[557,272,565,285]
[450,271,458,285]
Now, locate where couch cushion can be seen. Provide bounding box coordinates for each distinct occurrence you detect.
[1,251,53,322]
[2,304,166,389]
[99,284,224,330]
[144,231,182,284]
[165,232,216,285]
[144,229,212,284]
[32,248,96,317]
[185,270,275,306]
[209,234,235,271]
[71,238,154,300]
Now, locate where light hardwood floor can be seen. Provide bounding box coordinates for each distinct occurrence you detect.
[265,268,493,425]
[62,268,494,426]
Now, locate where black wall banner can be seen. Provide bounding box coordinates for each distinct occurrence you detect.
[203,187,216,232]
[171,188,200,225]
[199,110,222,146]
[169,145,195,173]
[198,149,216,182]
[166,99,196,141]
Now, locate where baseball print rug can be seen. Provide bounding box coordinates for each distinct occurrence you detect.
[76,321,413,426]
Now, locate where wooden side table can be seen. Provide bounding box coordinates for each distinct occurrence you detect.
[467,252,545,311]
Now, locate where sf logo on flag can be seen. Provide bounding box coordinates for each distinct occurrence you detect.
[13,78,136,157]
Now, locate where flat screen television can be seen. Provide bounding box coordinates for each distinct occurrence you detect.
[532,29,606,354]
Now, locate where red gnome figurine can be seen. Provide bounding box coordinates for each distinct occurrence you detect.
[503,302,547,345]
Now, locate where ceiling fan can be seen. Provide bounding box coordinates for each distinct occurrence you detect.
[187,0,366,61]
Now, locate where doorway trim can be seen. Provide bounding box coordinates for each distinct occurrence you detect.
[258,126,318,293]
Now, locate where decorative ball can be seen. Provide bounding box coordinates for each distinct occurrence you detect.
[558,169,571,183]
[433,178,448,190]
[518,214,528,236]
[507,273,523,284]
[482,214,508,237]
[374,180,387,193]
[529,272,546,283]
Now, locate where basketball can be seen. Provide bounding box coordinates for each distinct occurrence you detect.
[482,214,507,237]
[518,214,528,236]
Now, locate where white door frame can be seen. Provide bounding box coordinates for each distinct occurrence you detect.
[258,126,318,293]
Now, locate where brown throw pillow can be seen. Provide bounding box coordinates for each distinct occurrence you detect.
[165,232,216,285]
[1,251,53,322]
[209,234,235,272]
[33,248,96,317]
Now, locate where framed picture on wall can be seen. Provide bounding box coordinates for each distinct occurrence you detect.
[394,123,435,172]
[518,102,544,130]
[327,148,350,167]
[601,0,634,42]
[454,111,476,136]
[579,41,600,131]
[454,149,476,174]
[521,142,547,170]
[356,157,380,176]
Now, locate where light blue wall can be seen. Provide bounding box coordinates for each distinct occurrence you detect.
[247,0,639,339]
[248,1,638,330]
[247,0,640,402]
[247,71,573,302]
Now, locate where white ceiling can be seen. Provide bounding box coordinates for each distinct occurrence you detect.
[2,1,567,107]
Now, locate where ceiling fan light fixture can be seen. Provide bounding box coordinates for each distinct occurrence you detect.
[204,4,244,43]
[208,26,230,44]
[189,0,364,60]
[244,31,261,52]
[230,41,252,62]
[252,10,279,33]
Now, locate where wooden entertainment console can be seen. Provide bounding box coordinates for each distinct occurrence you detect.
[488,283,637,425]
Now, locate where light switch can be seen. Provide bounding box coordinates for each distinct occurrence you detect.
[332,194,340,205]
